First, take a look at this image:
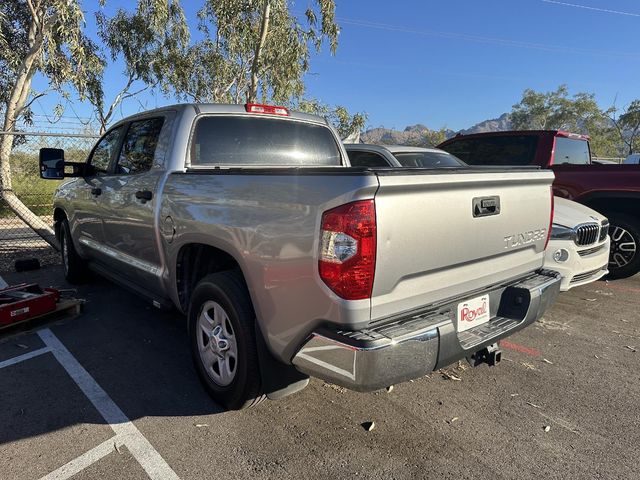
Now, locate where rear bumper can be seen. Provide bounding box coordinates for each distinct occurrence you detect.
[292,270,561,392]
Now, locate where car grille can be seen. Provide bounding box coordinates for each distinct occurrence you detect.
[578,243,607,257]
[575,223,599,246]
[599,221,609,242]
[570,265,607,284]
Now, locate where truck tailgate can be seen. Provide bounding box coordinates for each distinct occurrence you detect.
[371,169,554,320]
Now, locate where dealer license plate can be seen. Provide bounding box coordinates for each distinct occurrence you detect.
[457,294,490,332]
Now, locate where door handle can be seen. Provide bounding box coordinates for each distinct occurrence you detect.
[135,190,153,201]
[91,187,102,196]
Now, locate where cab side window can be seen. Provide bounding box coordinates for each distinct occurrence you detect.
[88,127,123,173]
[116,118,165,175]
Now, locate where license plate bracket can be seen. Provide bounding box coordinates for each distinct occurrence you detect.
[457,294,490,332]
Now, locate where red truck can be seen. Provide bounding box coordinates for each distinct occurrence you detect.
[438,130,640,279]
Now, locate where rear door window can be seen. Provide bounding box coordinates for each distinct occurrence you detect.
[190,116,342,166]
[554,137,590,165]
[441,136,538,166]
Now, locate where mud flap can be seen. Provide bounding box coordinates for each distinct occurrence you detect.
[255,323,309,400]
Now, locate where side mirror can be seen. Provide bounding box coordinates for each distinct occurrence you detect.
[39,148,65,179]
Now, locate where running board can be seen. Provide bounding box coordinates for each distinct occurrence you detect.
[88,262,174,310]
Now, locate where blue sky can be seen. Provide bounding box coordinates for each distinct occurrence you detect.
[31,0,639,132]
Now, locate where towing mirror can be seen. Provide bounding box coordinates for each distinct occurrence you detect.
[39,148,65,179]
[39,148,92,178]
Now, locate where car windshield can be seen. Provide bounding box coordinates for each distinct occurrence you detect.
[393,151,465,168]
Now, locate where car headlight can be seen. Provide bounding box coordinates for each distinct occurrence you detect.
[551,224,574,241]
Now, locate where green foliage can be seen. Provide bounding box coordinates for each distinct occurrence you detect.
[0,0,103,111]
[173,0,339,104]
[511,85,620,157]
[87,1,189,131]
[422,128,448,148]
[297,99,367,138]
[611,100,640,155]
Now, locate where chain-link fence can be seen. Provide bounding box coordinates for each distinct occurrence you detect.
[0,131,99,272]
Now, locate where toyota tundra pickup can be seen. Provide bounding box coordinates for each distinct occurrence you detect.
[438,130,640,279]
[39,103,560,410]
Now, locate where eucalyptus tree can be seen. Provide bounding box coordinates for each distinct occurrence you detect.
[297,99,367,139]
[174,0,339,104]
[0,0,187,246]
[0,0,103,246]
[610,100,640,155]
[511,85,617,157]
[88,0,189,133]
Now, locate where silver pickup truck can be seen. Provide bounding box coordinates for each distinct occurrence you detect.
[39,103,560,410]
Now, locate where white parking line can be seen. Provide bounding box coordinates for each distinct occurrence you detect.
[0,347,51,370]
[36,328,180,480]
[39,438,119,480]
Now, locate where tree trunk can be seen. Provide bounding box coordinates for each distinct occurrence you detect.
[248,1,271,103]
[0,13,59,250]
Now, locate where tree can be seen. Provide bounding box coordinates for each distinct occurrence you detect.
[511,85,617,157]
[422,127,448,147]
[0,0,103,247]
[87,1,189,133]
[297,99,367,139]
[173,0,339,104]
[610,100,640,156]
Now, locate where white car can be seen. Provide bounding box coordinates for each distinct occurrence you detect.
[623,154,640,165]
[546,197,610,291]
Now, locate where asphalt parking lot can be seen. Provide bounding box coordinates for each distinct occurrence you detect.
[0,266,638,480]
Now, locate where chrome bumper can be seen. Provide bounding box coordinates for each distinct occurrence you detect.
[292,270,561,392]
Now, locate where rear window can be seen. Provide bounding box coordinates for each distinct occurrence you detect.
[393,151,464,168]
[347,150,392,167]
[441,136,538,166]
[190,116,342,166]
[554,137,590,165]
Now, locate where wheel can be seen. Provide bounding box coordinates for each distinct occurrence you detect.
[188,270,265,410]
[60,219,89,283]
[606,214,640,279]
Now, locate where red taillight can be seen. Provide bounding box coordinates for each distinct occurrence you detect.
[545,188,554,250]
[245,103,289,116]
[319,200,376,300]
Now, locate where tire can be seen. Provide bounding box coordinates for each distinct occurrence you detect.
[60,219,89,284]
[606,214,640,280]
[188,270,265,410]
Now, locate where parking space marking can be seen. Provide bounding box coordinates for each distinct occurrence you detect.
[40,438,119,480]
[36,328,180,480]
[0,347,52,370]
[499,340,541,357]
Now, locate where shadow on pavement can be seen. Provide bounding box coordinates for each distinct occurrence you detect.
[0,265,226,446]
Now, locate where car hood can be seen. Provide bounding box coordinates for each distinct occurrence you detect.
[554,196,607,228]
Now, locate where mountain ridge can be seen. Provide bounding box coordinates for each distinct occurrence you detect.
[361,113,512,145]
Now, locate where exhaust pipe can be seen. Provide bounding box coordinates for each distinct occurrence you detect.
[468,343,502,367]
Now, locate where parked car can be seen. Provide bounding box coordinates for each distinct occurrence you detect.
[344,144,611,292]
[39,104,560,410]
[548,197,610,291]
[623,154,640,165]
[438,131,640,279]
[344,143,464,168]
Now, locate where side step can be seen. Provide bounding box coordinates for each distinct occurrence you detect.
[88,262,173,310]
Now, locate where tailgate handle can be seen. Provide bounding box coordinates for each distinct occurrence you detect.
[473,196,500,217]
